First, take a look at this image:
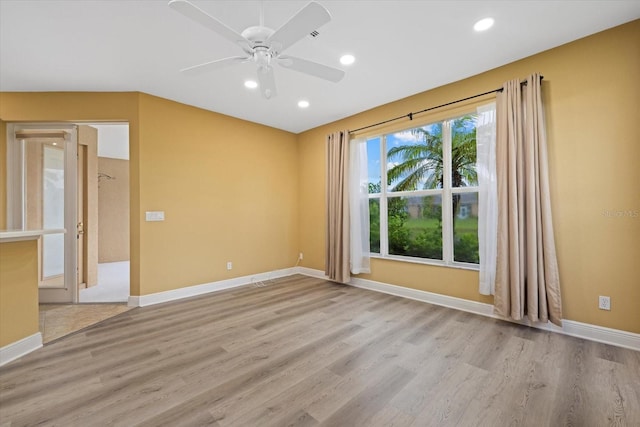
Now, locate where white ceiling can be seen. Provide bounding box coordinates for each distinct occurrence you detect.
[1,1,639,134]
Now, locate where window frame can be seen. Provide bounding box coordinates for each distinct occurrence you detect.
[367,113,480,271]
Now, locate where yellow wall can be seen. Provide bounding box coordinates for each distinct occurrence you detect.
[0,92,299,297]
[0,240,39,347]
[298,20,640,333]
[136,94,298,293]
[0,119,6,229]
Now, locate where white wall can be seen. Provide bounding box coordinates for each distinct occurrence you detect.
[93,124,129,160]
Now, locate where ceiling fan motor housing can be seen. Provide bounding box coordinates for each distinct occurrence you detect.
[241,26,275,46]
[242,26,278,70]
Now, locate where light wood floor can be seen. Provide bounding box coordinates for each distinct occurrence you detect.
[1,275,638,426]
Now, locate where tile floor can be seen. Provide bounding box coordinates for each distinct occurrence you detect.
[39,304,132,343]
[39,261,133,343]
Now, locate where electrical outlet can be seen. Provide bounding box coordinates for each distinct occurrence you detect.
[299,252,304,260]
[226,262,232,270]
[598,296,611,311]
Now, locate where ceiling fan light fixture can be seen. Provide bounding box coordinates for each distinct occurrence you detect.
[298,100,310,108]
[474,17,494,32]
[244,80,258,89]
[254,48,273,69]
[339,54,355,66]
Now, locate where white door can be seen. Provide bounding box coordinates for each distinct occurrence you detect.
[7,124,78,303]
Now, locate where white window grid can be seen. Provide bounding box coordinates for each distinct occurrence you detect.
[368,117,479,270]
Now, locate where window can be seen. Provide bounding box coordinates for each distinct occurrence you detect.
[367,113,479,267]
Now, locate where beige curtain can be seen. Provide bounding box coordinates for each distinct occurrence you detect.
[494,73,563,326]
[325,130,351,283]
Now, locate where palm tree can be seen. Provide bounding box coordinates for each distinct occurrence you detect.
[387,115,477,218]
[387,123,444,190]
[388,115,477,190]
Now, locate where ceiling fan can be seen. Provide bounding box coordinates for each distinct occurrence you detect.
[168,0,345,99]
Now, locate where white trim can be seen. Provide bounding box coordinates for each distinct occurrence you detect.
[0,229,66,243]
[128,267,297,307]
[0,332,43,367]
[64,128,79,304]
[511,318,640,352]
[349,276,495,317]
[369,253,480,272]
[379,135,388,257]
[295,266,328,279]
[296,267,640,351]
[442,120,453,263]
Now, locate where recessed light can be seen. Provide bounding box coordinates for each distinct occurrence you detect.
[340,54,355,66]
[244,80,258,89]
[298,100,310,108]
[474,17,494,32]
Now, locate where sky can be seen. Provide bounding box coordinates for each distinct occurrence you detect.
[366,124,440,190]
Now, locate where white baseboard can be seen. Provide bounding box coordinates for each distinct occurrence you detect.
[296,267,328,279]
[128,267,297,307]
[4,266,636,366]
[523,318,640,352]
[296,267,640,351]
[0,332,43,367]
[349,276,496,317]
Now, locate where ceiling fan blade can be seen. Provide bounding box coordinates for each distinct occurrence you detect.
[267,2,331,53]
[257,67,277,99]
[180,56,249,75]
[168,0,249,50]
[278,56,345,82]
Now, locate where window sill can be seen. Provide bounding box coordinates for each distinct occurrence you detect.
[369,253,480,272]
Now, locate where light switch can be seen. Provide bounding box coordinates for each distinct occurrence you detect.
[145,211,165,221]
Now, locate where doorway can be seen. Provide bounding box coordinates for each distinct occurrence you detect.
[80,123,130,303]
[7,122,131,342]
[7,124,79,303]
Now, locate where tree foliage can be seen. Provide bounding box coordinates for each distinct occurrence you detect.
[387,116,477,193]
[372,115,478,261]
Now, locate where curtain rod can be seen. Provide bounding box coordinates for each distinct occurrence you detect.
[350,75,543,134]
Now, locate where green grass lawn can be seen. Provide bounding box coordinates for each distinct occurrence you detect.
[404,217,478,234]
[382,215,479,263]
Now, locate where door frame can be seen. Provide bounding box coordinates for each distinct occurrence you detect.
[6,123,79,303]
